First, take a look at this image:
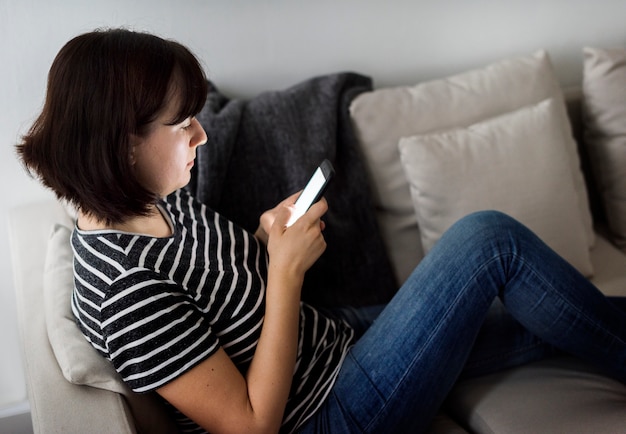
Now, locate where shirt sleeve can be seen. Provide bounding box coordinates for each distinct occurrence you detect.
[100,267,219,393]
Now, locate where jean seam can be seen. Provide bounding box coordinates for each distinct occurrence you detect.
[344,351,385,433]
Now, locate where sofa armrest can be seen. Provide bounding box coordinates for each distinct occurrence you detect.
[8,200,137,433]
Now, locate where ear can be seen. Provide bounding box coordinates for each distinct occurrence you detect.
[129,134,141,166]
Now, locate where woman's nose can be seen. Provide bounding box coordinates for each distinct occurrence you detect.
[191,118,207,147]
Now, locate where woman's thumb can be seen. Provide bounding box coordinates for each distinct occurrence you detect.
[272,204,294,231]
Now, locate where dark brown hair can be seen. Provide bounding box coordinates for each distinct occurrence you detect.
[16,28,208,224]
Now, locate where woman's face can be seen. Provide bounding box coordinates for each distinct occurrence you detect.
[131,95,207,198]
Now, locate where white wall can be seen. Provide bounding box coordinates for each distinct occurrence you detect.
[1,0,625,412]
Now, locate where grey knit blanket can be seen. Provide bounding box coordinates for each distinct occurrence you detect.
[188,72,397,307]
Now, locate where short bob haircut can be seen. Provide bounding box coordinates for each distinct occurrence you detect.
[17,28,208,224]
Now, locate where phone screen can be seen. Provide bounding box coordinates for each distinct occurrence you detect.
[286,160,334,227]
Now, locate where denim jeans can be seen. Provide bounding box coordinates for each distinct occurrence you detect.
[298,211,626,434]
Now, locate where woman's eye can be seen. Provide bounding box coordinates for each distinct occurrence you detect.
[181,117,194,130]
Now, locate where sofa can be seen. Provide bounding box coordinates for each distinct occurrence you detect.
[8,48,626,433]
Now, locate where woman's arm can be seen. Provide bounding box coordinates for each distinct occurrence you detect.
[157,198,328,434]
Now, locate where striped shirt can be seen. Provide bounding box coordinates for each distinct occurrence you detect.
[71,188,354,433]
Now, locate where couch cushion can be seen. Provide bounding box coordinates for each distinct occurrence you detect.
[350,50,594,283]
[589,232,626,297]
[446,355,626,434]
[397,98,593,276]
[582,47,626,252]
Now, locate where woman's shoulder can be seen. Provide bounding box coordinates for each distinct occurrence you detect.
[71,224,172,284]
[164,188,247,236]
[164,188,201,209]
[163,188,214,222]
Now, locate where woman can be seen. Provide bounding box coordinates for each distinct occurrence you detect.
[17,28,625,434]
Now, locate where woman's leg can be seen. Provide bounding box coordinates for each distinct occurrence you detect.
[299,210,626,434]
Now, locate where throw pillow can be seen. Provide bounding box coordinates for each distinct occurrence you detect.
[398,98,593,276]
[582,47,626,252]
[350,50,594,283]
[43,224,129,394]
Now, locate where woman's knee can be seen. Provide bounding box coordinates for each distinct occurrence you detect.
[453,210,519,232]
[445,210,530,249]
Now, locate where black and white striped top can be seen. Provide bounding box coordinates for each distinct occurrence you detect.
[71,188,355,433]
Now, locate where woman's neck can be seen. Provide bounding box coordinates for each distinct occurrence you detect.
[77,205,173,238]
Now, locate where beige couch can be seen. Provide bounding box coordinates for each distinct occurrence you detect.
[9,49,626,433]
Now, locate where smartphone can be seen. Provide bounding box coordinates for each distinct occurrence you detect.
[286,159,335,227]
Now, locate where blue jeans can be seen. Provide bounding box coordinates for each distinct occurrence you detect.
[298,211,626,433]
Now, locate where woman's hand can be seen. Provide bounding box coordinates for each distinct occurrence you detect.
[266,196,328,279]
[254,192,301,245]
[256,191,328,280]
[255,192,326,248]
